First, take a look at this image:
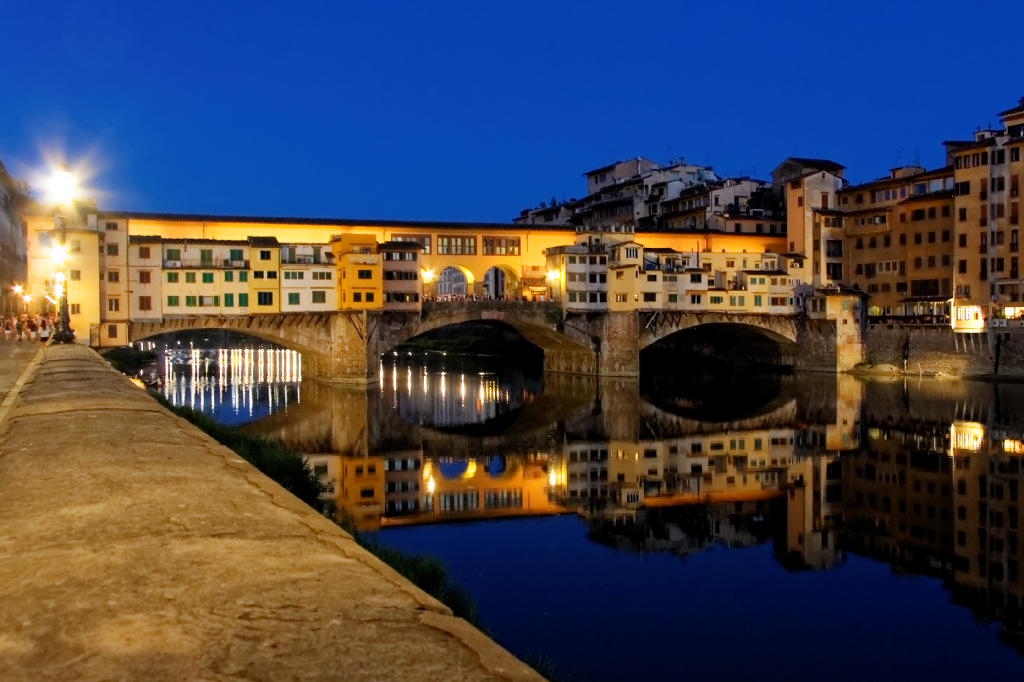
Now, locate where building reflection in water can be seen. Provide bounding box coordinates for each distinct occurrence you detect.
[156,344,302,425]
[219,343,1024,654]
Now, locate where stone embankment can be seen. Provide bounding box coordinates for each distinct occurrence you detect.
[0,344,542,682]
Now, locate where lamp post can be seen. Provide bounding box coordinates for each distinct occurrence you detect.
[50,164,76,343]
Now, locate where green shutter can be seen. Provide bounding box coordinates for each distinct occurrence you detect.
[239,293,249,307]
[224,293,234,307]
[167,272,179,283]
[239,271,248,282]
[224,271,233,282]
[167,296,179,307]
[213,296,219,307]
[185,296,197,307]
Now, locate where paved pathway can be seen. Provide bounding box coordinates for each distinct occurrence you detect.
[0,338,43,405]
[0,344,541,682]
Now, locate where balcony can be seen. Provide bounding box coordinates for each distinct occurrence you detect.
[162,259,250,269]
[281,256,329,265]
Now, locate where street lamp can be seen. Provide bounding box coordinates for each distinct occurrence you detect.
[50,164,76,343]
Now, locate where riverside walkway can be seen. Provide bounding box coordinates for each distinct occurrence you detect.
[0,344,542,682]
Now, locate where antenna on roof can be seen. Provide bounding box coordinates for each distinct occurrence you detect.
[895,148,903,167]
[913,149,921,166]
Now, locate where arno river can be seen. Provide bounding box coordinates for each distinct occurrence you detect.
[148,331,1024,681]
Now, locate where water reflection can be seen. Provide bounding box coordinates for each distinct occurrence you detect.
[146,333,1024,660]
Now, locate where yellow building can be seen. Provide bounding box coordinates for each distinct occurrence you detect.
[331,234,383,310]
[247,236,281,313]
[839,166,955,321]
[160,237,252,317]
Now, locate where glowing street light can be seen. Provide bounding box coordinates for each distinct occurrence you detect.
[421,268,435,283]
[49,165,77,205]
[50,164,77,344]
[51,244,68,265]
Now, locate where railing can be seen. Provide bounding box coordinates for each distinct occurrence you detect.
[281,256,328,265]
[162,259,250,269]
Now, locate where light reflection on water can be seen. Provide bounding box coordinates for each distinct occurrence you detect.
[153,342,302,425]
[141,334,1024,678]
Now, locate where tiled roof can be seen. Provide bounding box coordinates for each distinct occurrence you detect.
[247,236,281,247]
[521,276,547,288]
[775,157,846,173]
[96,210,571,232]
[943,137,996,151]
[128,235,163,244]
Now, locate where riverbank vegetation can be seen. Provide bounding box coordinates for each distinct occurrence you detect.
[100,347,157,376]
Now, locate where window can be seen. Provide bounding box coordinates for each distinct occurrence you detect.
[260,250,271,260]
[437,235,477,255]
[253,271,264,279]
[138,296,152,311]
[366,292,374,303]
[224,271,233,282]
[107,271,119,283]
[313,271,332,280]
[899,234,907,245]
[353,292,362,303]
[283,271,304,280]
[185,272,196,283]
[257,291,273,306]
[107,298,119,312]
[914,233,922,244]
[199,249,213,265]
[229,249,243,261]
[166,248,181,261]
[224,293,234,307]
[267,271,277,279]
[185,296,197,307]
[139,271,151,284]
[668,293,678,303]
[70,303,81,315]
[959,207,967,222]
[643,292,656,302]
[238,293,249,307]
[392,234,431,254]
[69,239,80,253]
[69,270,81,281]
[690,273,702,283]
[167,296,179,307]
[107,325,118,339]
[106,244,119,256]
[754,295,763,306]
[167,272,179,283]
[959,260,967,274]
[239,271,248,282]
[928,231,936,243]
[482,237,521,255]
[105,222,118,231]
[312,290,326,303]
[202,272,214,283]
[690,294,701,304]
[288,292,300,305]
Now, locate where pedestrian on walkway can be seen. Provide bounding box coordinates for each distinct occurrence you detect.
[15,318,23,342]
[39,320,50,344]
[3,318,11,342]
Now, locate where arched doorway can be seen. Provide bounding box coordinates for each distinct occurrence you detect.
[437,266,470,298]
[481,265,520,300]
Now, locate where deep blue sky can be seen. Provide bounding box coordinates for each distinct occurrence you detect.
[3,0,1023,223]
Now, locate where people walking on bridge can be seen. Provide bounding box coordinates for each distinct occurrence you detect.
[39,319,50,344]
[15,317,23,342]
[3,317,11,342]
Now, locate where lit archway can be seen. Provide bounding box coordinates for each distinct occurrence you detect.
[481,265,521,300]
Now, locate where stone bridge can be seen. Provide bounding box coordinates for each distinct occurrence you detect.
[129,303,855,384]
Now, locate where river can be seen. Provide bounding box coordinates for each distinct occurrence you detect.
[145,330,1024,681]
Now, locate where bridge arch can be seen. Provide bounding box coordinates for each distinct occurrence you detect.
[639,311,799,350]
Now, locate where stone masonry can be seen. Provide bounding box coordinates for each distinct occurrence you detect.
[0,344,543,682]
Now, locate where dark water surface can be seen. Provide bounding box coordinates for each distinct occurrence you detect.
[147,331,1024,681]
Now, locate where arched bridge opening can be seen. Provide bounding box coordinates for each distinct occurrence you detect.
[371,302,597,378]
[640,322,799,421]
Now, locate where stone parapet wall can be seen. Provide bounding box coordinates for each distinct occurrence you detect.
[0,345,543,682]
